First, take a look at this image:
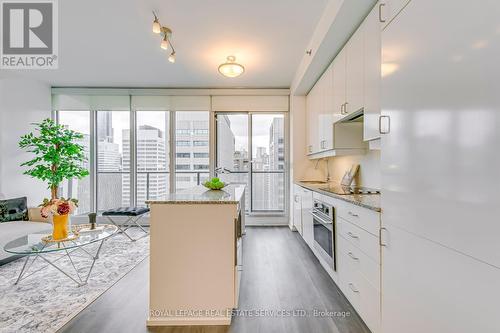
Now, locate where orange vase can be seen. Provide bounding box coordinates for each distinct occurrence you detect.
[52,214,69,240]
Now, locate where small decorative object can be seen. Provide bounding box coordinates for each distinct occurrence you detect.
[40,198,78,240]
[19,119,89,241]
[203,177,226,190]
[88,212,97,230]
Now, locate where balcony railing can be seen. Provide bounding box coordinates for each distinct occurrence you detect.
[97,171,210,202]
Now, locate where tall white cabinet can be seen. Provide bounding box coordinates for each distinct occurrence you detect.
[380,0,500,332]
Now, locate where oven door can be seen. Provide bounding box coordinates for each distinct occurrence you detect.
[312,212,335,270]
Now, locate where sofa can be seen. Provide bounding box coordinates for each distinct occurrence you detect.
[0,197,52,265]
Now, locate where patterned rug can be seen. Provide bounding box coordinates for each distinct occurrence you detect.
[0,230,149,333]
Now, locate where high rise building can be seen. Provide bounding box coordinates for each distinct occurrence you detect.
[122,124,169,206]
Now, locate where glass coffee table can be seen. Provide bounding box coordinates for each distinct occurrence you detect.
[4,224,118,286]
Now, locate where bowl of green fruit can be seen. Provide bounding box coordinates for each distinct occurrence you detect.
[203,177,226,190]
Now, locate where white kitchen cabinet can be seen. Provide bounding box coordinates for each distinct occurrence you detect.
[381,225,500,333]
[319,64,335,151]
[363,2,381,141]
[380,0,500,331]
[332,47,346,116]
[300,187,313,247]
[305,82,320,154]
[345,24,364,115]
[379,0,411,29]
[292,185,303,235]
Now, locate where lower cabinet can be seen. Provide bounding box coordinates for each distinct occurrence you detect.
[300,188,314,247]
[293,185,303,235]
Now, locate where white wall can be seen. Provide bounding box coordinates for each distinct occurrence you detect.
[0,78,51,204]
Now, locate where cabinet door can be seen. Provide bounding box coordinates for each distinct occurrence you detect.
[319,64,335,151]
[345,25,364,114]
[363,2,381,141]
[293,186,303,235]
[379,0,411,29]
[305,85,319,154]
[300,188,313,247]
[382,225,500,333]
[332,47,346,117]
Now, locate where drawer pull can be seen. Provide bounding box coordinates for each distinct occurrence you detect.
[348,252,359,260]
[348,211,359,217]
[347,231,359,239]
[348,283,360,293]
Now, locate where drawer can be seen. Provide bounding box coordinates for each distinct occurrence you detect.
[338,235,380,290]
[338,218,380,263]
[338,250,381,333]
[337,204,379,236]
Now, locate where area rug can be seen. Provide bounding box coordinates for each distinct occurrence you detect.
[0,230,149,333]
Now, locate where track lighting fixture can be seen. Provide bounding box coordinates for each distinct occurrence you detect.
[152,11,176,63]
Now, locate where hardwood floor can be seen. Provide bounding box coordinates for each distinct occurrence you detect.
[58,227,370,333]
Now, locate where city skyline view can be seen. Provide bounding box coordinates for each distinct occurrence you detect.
[58,110,285,214]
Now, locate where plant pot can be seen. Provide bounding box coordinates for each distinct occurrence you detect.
[52,214,69,240]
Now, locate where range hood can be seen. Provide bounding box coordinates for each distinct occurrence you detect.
[335,108,364,124]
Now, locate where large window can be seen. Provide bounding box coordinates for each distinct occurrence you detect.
[56,106,210,213]
[175,111,210,190]
[96,111,130,211]
[136,111,170,206]
[58,111,91,215]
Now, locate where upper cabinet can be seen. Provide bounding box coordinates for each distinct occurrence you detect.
[306,3,383,158]
[363,2,382,141]
[345,25,365,115]
[379,0,412,29]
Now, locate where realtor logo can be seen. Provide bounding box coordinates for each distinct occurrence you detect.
[1,0,58,69]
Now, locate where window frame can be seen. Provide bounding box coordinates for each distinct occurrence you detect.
[55,107,211,213]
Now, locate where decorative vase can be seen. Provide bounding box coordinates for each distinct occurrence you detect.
[52,214,69,240]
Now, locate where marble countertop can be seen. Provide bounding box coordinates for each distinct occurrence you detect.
[146,184,246,205]
[295,181,381,212]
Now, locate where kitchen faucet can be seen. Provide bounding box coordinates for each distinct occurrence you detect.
[314,158,331,182]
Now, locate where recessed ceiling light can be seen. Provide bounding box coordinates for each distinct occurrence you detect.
[218,56,245,78]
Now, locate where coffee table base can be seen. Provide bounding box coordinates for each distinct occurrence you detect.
[14,239,106,287]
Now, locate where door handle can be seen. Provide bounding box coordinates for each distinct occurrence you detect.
[348,211,359,218]
[380,227,388,247]
[347,231,359,239]
[379,115,391,134]
[379,3,386,23]
[348,283,360,293]
[348,252,359,260]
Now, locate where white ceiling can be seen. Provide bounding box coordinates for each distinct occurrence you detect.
[4,0,328,88]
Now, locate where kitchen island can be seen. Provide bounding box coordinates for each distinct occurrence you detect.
[146,184,245,326]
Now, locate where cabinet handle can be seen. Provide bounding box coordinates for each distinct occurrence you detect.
[294,195,300,203]
[348,283,360,293]
[348,252,359,260]
[308,145,312,153]
[348,211,359,218]
[347,231,359,239]
[379,3,386,23]
[380,227,388,247]
[344,102,349,114]
[379,115,391,134]
[340,103,345,114]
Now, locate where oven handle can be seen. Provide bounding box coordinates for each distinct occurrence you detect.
[311,212,333,229]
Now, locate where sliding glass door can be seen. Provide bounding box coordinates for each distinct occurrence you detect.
[215,113,286,215]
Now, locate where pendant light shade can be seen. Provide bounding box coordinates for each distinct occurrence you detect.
[160,35,169,50]
[152,18,161,34]
[218,56,245,78]
[168,51,176,63]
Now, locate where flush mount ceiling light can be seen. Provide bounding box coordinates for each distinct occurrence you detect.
[152,11,176,63]
[218,56,245,78]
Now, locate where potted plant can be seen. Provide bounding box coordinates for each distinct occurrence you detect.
[19,119,89,240]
